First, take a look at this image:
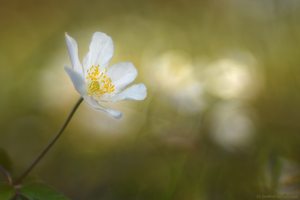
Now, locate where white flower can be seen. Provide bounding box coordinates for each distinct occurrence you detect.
[64,32,147,119]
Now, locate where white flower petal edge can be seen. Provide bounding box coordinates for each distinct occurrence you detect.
[65,33,83,74]
[83,32,114,71]
[107,62,137,91]
[64,66,86,95]
[84,96,122,119]
[110,84,147,102]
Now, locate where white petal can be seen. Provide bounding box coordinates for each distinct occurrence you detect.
[111,84,147,102]
[83,32,114,70]
[65,33,83,74]
[64,66,86,95]
[107,62,137,91]
[84,96,122,119]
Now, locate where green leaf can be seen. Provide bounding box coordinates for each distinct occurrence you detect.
[0,184,14,200]
[20,183,70,200]
[0,148,12,172]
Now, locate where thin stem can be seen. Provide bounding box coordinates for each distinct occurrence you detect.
[0,165,12,185]
[14,97,83,185]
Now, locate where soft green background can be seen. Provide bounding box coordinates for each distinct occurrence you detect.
[1,0,300,199]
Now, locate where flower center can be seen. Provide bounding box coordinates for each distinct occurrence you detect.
[86,65,115,96]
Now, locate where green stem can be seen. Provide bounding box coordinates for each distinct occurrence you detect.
[0,165,12,185]
[14,97,83,185]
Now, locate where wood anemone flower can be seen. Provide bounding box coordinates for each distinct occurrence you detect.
[64,32,147,118]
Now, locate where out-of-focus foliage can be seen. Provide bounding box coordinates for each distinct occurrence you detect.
[20,183,70,200]
[0,184,14,200]
[1,0,300,199]
[0,149,12,172]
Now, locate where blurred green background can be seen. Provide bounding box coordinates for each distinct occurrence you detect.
[1,0,300,199]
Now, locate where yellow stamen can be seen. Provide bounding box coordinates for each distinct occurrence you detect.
[86,65,115,96]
